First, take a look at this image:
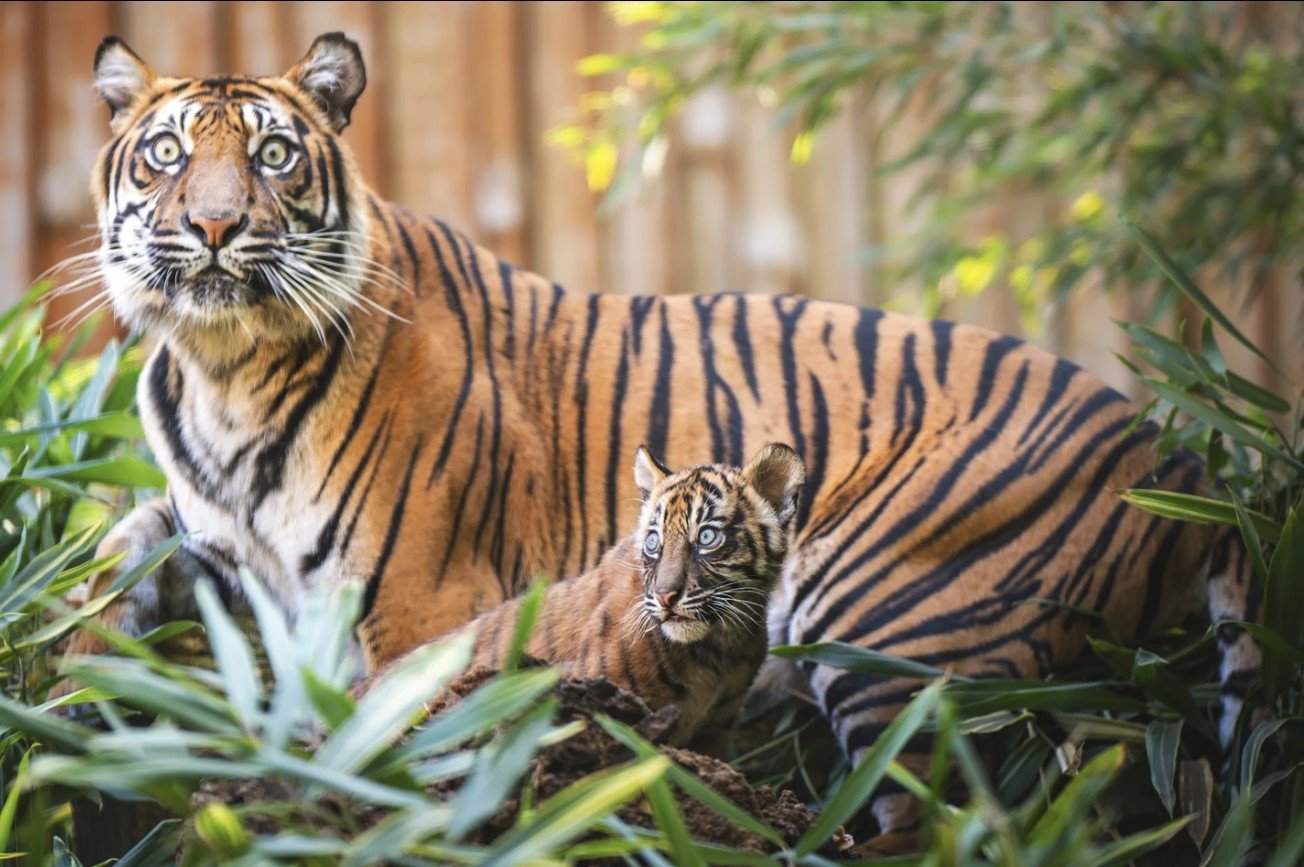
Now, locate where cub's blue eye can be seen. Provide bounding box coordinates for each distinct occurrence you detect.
[642,531,661,557]
[697,527,723,550]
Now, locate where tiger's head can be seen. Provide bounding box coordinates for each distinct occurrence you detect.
[632,444,806,644]
[89,33,379,348]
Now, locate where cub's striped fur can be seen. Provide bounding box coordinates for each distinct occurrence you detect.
[369,445,804,745]
[65,33,1258,834]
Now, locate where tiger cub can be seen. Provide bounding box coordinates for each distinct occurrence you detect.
[391,443,804,745]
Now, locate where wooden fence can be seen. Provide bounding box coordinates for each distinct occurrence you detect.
[1,1,1298,395]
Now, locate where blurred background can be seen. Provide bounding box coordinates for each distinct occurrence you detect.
[1,1,1299,395]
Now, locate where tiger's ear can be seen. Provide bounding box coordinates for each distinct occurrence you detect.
[94,37,156,133]
[742,443,806,525]
[285,32,366,133]
[633,446,671,500]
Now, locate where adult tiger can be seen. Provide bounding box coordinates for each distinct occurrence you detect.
[66,33,1257,834]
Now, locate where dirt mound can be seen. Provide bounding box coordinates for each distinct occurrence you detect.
[196,672,847,856]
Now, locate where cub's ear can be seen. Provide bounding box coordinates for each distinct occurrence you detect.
[94,37,156,132]
[633,446,671,500]
[285,32,366,133]
[742,443,806,525]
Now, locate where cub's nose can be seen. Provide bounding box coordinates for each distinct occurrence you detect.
[183,212,247,250]
[654,590,680,611]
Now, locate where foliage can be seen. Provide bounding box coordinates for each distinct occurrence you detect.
[557,1,1304,321]
[0,227,1300,862]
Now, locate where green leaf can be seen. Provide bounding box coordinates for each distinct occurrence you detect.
[1265,805,1304,867]
[1238,718,1304,793]
[505,579,547,670]
[195,580,263,728]
[1143,378,1301,469]
[114,818,183,867]
[26,455,167,488]
[1086,815,1193,867]
[0,747,32,852]
[1203,794,1253,867]
[0,694,94,753]
[646,777,706,867]
[315,629,473,774]
[1120,490,1281,543]
[1029,745,1125,845]
[302,668,356,732]
[52,838,82,867]
[237,567,302,747]
[340,805,454,867]
[1200,318,1227,377]
[72,658,241,734]
[253,747,427,810]
[944,679,1145,715]
[0,412,145,446]
[1125,219,1273,370]
[1229,491,1270,582]
[482,757,668,866]
[397,667,561,761]
[1145,719,1182,814]
[771,641,957,681]
[596,715,785,846]
[1265,488,1304,675]
[447,699,559,840]
[795,681,942,856]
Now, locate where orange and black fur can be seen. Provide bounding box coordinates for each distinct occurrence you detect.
[369,444,804,745]
[64,33,1259,833]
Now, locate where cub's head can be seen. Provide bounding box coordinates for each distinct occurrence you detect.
[633,444,806,644]
[89,33,377,344]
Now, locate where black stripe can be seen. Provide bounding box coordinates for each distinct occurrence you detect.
[424,226,476,488]
[969,335,1022,421]
[360,435,424,623]
[315,352,385,499]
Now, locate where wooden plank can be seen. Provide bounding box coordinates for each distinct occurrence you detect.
[522,0,599,292]
[731,97,799,296]
[595,5,670,296]
[119,1,219,76]
[379,2,472,226]
[289,2,383,191]
[677,86,735,295]
[0,3,33,305]
[795,97,867,306]
[470,0,528,264]
[34,1,113,335]
[221,1,292,74]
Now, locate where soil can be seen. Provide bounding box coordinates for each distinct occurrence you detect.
[194,669,851,858]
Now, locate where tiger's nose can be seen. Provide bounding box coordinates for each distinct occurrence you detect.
[183,212,246,250]
[654,590,680,611]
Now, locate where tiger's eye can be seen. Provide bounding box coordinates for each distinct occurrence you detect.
[642,531,661,557]
[259,137,292,169]
[697,527,722,550]
[151,134,183,166]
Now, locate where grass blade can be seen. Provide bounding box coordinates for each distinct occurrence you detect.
[795,681,942,856]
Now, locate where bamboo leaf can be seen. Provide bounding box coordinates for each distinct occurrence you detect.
[1145,718,1182,814]
[771,642,957,681]
[482,757,669,866]
[316,630,473,774]
[1125,219,1274,370]
[195,580,262,729]
[796,681,942,855]
[1121,489,1281,542]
